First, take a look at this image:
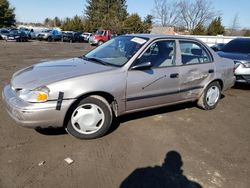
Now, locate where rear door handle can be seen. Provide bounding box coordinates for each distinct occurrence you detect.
[208,69,214,73]
[170,73,179,78]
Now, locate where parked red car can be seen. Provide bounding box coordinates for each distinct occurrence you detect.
[89,30,112,46]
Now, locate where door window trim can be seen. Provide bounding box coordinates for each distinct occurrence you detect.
[178,39,214,66]
[129,39,178,70]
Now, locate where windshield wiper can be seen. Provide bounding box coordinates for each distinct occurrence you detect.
[82,56,108,66]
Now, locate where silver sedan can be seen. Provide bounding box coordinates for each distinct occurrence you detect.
[2,34,235,139]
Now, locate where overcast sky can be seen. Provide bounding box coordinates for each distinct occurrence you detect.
[8,0,250,29]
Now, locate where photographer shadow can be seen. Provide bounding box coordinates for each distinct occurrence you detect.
[120,151,202,188]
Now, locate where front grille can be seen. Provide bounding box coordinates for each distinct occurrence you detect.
[242,75,250,82]
[236,75,250,83]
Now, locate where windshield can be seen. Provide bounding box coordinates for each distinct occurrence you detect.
[84,36,148,67]
[96,30,104,35]
[43,30,52,33]
[0,29,9,34]
[222,39,250,54]
[10,30,19,35]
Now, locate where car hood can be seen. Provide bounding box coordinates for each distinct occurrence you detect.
[217,51,250,61]
[11,58,116,90]
[7,33,19,37]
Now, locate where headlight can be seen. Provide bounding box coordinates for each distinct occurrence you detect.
[243,62,250,68]
[17,86,50,103]
[234,60,250,68]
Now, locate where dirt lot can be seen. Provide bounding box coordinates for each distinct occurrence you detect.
[0,40,249,188]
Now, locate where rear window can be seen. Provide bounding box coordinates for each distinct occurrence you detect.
[222,39,250,54]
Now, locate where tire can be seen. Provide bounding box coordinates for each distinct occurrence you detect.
[197,81,221,110]
[47,37,52,42]
[98,40,104,46]
[66,95,113,139]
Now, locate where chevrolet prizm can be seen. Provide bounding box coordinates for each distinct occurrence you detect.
[2,35,235,139]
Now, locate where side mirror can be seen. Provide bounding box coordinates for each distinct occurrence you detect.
[131,62,152,70]
[211,47,219,52]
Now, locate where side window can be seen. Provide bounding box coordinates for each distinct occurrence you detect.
[180,41,211,65]
[136,40,176,68]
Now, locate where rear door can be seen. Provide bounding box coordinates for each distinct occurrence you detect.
[178,40,215,100]
[126,39,181,111]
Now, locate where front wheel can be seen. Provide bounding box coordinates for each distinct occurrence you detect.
[98,40,104,46]
[197,81,221,110]
[66,95,113,139]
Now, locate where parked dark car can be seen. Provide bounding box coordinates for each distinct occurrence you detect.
[0,28,9,40]
[19,27,36,39]
[218,38,250,83]
[62,32,85,43]
[211,43,226,52]
[6,30,29,42]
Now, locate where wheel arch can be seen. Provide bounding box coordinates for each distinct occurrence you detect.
[211,78,224,90]
[198,78,224,99]
[63,91,116,128]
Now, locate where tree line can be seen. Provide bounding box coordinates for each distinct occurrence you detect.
[43,0,153,34]
[1,0,250,36]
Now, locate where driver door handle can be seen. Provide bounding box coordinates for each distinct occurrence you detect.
[170,73,179,78]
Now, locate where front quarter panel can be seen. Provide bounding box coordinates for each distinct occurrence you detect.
[47,68,127,114]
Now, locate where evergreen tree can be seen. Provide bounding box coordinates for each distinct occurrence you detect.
[43,18,51,27]
[54,17,62,27]
[0,0,16,27]
[61,16,84,32]
[123,13,144,33]
[143,14,153,33]
[244,30,250,37]
[206,17,225,36]
[84,0,128,32]
[191,23,206,35]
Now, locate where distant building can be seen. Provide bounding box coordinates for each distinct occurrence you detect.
[150,27,176,35]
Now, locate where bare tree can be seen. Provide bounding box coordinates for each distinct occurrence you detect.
[152,0,179,27]
[229,14,240,36]
[178,0,217,31]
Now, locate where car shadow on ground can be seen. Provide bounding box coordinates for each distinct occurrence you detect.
[36,96,227,137]
[233,82,250,90]
[109,101,196,135]
[35,127,67,136]
[120,150,202,188]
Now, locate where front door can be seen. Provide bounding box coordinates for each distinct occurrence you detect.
[126,40,181,112]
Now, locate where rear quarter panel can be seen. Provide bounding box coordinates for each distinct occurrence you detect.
[213,52,235,91]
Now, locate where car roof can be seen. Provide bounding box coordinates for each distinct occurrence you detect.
[125,34,199,41]
[232,38,250,42]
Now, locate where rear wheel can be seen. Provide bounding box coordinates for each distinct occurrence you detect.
[66,95,113,139]
[197,81,221,110]
[47,37,52,42]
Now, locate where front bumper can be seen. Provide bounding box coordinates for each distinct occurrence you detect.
[37,35,48,40]
[89,38,98,45]
[235,75,250,83]
[235,64,250,83]
[2,85,75,128]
